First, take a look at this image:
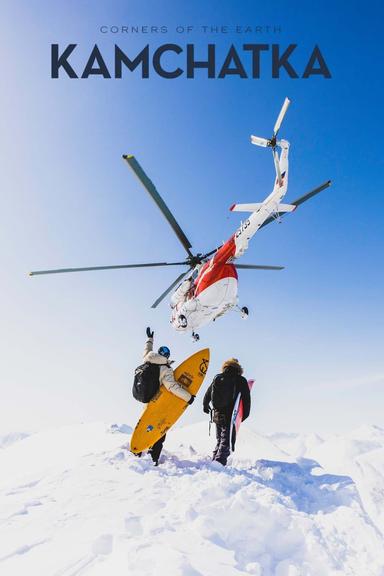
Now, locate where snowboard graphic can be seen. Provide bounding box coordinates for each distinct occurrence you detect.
[130,349,210,453]
[230,379,254,451]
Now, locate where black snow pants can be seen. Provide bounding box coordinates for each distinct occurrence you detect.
[212,413,231,466]
[148,434,166,465]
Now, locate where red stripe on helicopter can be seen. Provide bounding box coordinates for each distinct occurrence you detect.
[212,236,237,265]
[195,261,238,297]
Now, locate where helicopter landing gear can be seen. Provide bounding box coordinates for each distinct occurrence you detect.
[178,314,187,328]
[192,332,200,342]
[240,306,249,319]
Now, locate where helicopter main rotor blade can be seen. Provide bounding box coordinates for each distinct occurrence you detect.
[273,97,291,137]
[236,264,284,270]
[290,180,332,208]
[29,261,188,276]
[123,155,194,259]
[259,180,331,230]
[151,268,192,309]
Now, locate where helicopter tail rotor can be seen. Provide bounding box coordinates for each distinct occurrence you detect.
[250,97,291,187]
[273,97,291,139]
[250,97,291,149]
[250,135,270,148]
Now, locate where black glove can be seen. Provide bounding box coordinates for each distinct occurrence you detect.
[203,406,210,414]
[187,395,195,405]
[146,327,154,339]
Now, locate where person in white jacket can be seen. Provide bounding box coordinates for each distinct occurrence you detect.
[143,329,193,403]
[141,327,195,465]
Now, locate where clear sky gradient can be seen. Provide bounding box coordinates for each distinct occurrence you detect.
[1,0,383,434]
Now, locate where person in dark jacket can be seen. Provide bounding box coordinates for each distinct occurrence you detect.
[203,358,250,466]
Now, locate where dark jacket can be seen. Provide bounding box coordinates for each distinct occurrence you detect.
[203,366,251,421]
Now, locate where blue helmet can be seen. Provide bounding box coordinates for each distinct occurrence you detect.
[158,346,170,359]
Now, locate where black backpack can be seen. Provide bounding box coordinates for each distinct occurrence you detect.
[211,372,237,410]
[132,362,161,403]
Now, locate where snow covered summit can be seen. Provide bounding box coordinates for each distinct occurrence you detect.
[0,421,384,576]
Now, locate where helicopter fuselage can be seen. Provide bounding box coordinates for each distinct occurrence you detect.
[170,259,239,332]
[170,140,290,334]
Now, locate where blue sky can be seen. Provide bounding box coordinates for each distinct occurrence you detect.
[0,0,383,434]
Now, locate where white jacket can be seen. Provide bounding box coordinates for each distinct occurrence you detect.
[143,338,192,402]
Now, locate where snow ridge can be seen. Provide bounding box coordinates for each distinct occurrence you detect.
[0,421,383,576]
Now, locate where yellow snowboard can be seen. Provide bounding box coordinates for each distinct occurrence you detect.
[130,348,210,453]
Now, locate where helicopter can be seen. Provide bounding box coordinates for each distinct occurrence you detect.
[30,98,331,341]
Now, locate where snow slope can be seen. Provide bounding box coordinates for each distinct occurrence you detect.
[0,421,384,576]
[0,432,30,450]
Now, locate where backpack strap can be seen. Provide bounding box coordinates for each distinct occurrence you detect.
[210,374,220,402]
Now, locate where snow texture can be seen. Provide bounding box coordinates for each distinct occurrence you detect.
[0,421,384,576]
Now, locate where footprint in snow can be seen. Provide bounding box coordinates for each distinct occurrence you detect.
[124,515,143,536]
[91,533,113,556]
